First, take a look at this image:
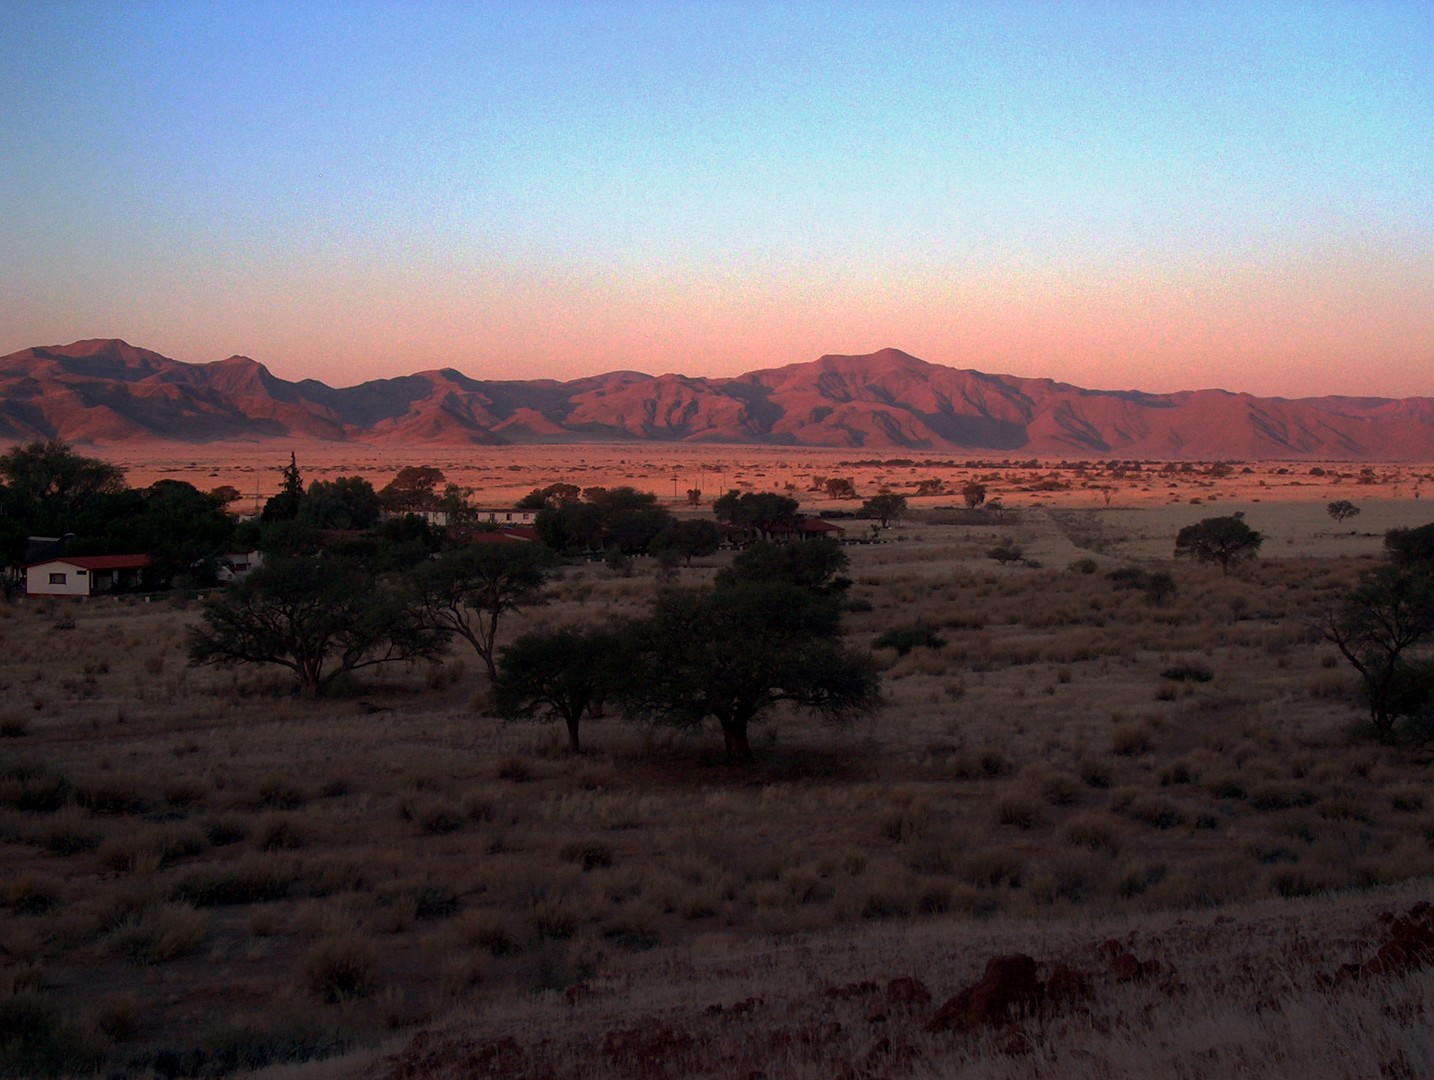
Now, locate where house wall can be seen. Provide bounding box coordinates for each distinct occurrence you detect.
[26,562,92,597]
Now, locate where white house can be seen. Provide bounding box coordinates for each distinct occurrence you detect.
[475,508,539,526]
[215,550,263,583]
[25,555,151,598]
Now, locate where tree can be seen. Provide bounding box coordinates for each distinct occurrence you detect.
[187,555,447,696]
[209,485,244,510]
[962,482,987,509]
[651,519,724,566]
[411,542,554,683]
[621,583,879,764]
[299,476,382,531]
[1173,516,1263,573]
[98,479,236,585]
[517,483,581,511]
[379,466,446,514]
[861,493,907,527]
[716,536,851,599]
[261,453,304,523]
[495,625,632,752]
[1386,523,1434,567]
[824,477,857,500]
[1327,500,1361,525]
[0,439,125,509]
[712,490,800,541]
[1323,564,1434,742]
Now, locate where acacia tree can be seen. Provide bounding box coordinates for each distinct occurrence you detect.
[651,518,724,566]
[1323,564,1434,742]
[861,493,907,527]
[711,490,800,541]
[379,466,446,514]
[621,582,878,764]
[961,482,987,509]
[411,542,554,683]
[1327,500,1361,525]
[495,625,632,752]
[187,555,446,695]
[1174,515,1264,573]
[716,536,851,597]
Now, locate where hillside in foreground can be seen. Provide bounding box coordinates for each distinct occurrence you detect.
[4,338,1434,458]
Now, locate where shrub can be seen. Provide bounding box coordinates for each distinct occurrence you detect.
[172,855,295,906]
[104,903,209,965]
[874,625,947,656]
[1161,662,1213,683]
[560,841,614,871]
[299,936,378,1002]
[0,763,70,812]
[1061,815,1122,854]
[1124,795,1188,830]
[1111,722,1152,757]
[995,790,1042,829]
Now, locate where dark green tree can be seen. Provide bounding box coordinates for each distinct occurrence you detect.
[620,583,879,764]
[1174,515,1264,573]
[1323,564,1434,743]
[0,439,125,510]
[711,490,800,541]
[651,519,724,566]
[1327,500,1360,525]
[261,452,305,523]
[495,624,633,752]
[535,501,605,555]
[716,536,852,599]
[299,476,382,530]
[411,542,554,682]
[379,466,445,514]
[861,493,907,527]
[187,555,447,696]
[1386,523,1434,567]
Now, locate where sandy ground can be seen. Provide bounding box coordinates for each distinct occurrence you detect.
[100,443,1434,563]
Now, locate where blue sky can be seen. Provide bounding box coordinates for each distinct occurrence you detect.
[2,1,1430,396]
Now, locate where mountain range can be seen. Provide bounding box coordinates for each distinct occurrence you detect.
[2,339,1431,459]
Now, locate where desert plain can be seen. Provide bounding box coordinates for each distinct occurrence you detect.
[4,445,1434,1078]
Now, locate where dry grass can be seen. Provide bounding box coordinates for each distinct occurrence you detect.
[1,484,1433,1076]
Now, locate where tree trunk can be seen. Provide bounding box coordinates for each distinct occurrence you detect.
[721,719,755,765]
[565,715,582,754]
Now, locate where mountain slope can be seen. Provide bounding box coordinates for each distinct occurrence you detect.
[2,339,1431,459]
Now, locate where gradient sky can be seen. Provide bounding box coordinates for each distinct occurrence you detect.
[3,1,1431,397]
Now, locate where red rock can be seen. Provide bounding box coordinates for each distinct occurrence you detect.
[886,976,932,1007]
[1044,962,1089,1002]
[926,954,1041,1033]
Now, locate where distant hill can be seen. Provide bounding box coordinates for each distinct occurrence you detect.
[3,339,1432,459]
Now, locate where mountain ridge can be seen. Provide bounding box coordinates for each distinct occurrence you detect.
[1,339,1431,459]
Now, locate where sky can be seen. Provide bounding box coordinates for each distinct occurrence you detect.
[2,1,1431,398]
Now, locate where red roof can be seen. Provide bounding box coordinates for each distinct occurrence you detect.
[26,554,151,571]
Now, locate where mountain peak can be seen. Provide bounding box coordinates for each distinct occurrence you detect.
[0,339,1428,457]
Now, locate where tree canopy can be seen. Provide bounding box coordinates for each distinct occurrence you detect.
[1323,563,1434,742]
[187,555,446,695]
[495,625,633,752]
[411,542,554,682]
[620,582,878,764]
[1173,515,1264,572]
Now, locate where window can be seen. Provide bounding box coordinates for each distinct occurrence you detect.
[48,572,66,585]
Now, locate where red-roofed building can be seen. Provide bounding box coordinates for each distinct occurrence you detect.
[25,555,151,597]
[765,517,846,540]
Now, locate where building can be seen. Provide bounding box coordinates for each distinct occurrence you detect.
[474,508,540,527]
[25,555,151,597]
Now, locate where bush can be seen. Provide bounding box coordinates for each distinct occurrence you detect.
[874,625,947,656]
[1161,662,1213,683]
[299,936,378,1002]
